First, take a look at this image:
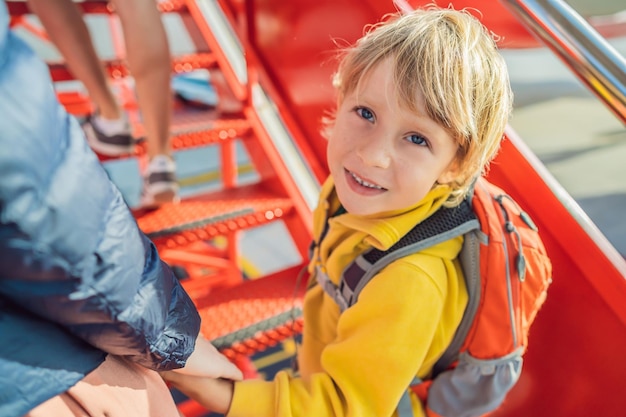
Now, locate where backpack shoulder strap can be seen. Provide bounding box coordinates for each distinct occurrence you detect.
[430,179,499,375]
[318,198,480,312]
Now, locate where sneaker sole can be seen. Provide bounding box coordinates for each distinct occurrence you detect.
[83,124,136,156]
[141,183,180,208]
[152,189,179,204]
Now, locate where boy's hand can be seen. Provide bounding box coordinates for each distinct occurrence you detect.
[175,336,243,380]
[161,372,235,415]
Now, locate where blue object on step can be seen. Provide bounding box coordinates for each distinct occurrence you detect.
[172,70,218,106]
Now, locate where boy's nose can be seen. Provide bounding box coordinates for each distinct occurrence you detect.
[357,137,391,169]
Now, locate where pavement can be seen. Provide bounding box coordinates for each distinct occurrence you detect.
[501,34,626,256]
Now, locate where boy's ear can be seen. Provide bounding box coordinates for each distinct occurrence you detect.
[437,159,461,185]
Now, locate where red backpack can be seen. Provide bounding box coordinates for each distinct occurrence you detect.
[315,176,553,417]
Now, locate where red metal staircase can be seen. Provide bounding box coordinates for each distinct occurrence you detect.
[8,3,317,413]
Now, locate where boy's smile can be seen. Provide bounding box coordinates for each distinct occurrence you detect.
[345,169,387,195]
[327,58,460,216]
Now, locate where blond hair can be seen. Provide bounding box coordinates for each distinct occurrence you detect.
[324,5,513,205]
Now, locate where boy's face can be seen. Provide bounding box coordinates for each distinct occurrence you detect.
[327,58,460,216]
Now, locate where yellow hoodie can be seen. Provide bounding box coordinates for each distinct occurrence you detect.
[228,177,468,417]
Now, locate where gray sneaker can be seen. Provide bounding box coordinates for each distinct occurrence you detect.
[82,114,135,156]
[140,155,180,208]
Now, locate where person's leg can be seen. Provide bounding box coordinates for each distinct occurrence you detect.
[26,0,121,120]
[111,0,178,206]
[111,0,172,160]
[26,0,134,156]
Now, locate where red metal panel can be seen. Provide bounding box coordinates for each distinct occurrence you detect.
[488,128,626,416]
[242,0,398,172]
[234,0,626,414]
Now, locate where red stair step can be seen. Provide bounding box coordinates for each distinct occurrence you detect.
[136,187,294,250]
[135,108,249,155]
[48,52,217,83]
[192,265,307,359]
[94,108,250,161]
[6,0,187,16]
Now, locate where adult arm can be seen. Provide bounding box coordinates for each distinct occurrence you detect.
[0,12,196,371]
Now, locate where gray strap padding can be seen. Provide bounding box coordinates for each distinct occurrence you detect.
[432,230,486,376]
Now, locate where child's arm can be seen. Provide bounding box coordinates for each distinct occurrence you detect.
[162,257,462,417]
[161,372,234,415]
[173,336,243,381]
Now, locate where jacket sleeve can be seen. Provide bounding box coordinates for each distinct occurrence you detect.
[0,15,200,371]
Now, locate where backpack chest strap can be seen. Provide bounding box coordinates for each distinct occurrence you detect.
[315,255,372,313]
[315,265,351,312]
[315,252,383,312]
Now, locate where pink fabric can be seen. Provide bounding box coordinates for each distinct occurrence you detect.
[25,355,181,417]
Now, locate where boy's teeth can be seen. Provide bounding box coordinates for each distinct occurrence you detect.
[351,172,384,190]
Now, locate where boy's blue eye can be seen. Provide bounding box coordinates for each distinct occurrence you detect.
[356,107,375,122]
[407,133,428,147]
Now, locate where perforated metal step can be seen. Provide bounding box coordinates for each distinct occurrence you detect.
[136,185,295,250]
[48,52,217,83]
[191,265,307,359]
[6,0,187,16]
